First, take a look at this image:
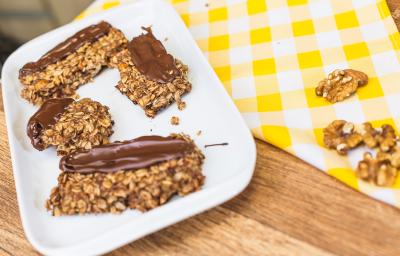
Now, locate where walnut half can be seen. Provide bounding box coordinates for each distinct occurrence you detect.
[323,120,363,155]
[356,152,398,186]
[315,69,368,103]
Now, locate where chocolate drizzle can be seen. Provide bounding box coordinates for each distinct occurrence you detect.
[60,135,194,173]
[128,27,180,83]
[19,21,112,77]
[27,98,74,150]
[204,143,229,148]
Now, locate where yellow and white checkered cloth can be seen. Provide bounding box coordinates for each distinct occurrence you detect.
[78,0,400,207]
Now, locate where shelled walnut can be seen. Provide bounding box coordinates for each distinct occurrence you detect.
[324,121,398,154]
[356,152,398,186]
[324,119,400,187]
[358,122,380,148]
[377,147,400,168]
[356,123,397,151]
[378,125,397,152]
[315,69,368,103]
[323,120,363,154]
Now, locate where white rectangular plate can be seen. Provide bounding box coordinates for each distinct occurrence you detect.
[1,0,256,255]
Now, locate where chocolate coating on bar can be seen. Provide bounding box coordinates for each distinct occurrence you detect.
[128,27,180,83]
[60,135,194,173]
[19,21,112,77]
[27,98,74,150]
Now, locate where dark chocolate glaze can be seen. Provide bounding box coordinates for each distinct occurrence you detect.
[128,27,180,83]
[60,135,194,173]
[27,98,74,150]
[19,21,112,77]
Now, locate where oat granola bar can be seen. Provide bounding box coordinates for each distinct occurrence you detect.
[27,98,113,156]
[46,134,205,216]
[19,21,128,105]
[111,27,191,117]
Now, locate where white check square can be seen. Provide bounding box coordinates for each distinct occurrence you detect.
[272,38,296,57]
[231,77,256,99]
[361,22,387,41]
[309,0,333,19]
[386,94,400,117]
[189,24,209,39]
[277,70,304,92]
[268,7,291,26]
[228,17,250,34]
[230,46,253,65]
[316,31,342,49]
[334,101,365,123]
[292,144,326,170]
[372,51,400,76]
[284,108,313,129]
[188,0,208,12]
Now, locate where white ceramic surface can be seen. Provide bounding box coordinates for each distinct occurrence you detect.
[1,0,256,255]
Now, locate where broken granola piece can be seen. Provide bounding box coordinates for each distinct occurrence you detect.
[356,152,398,186]
[27,97,74,151]
[32,98,114,156]
[46,134,205,215]
[19,21,128,105]
[171,116,180,125]
[315,69,368,103]
[111,27,191,117]
[323,120,363,154]
[178,101,186,111]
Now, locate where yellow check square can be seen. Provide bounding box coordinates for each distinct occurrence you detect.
[343,42,369,60]
[313,128,324,147]
[287,0,308,6]
[257,93,282,111]
[292,20,315,37]
[247,0,267,15]
[102,1,120,10]
[370,119,396,131]
[250,27,272,44]
[261,125,291,148]
[209,7,228,22]
[335,11,359,30]
[297,50,323,69]
[356,77,384,100]
[214,66,231,81]
[209,35,230,51]
[328,168,359,189]
[305,87,331,107]
[389,32,400,50]
[180,14,190,26]
[377,0,391,18]
[253,58,276,75]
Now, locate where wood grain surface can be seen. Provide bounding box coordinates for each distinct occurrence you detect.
[1,1,400,255]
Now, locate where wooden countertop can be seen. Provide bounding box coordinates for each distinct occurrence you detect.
[1,1,400,255]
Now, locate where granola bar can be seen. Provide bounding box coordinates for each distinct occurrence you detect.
[46,134,205,216]
[27,98,113,156]
[19,21,128,105]
[111,27,191,117]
